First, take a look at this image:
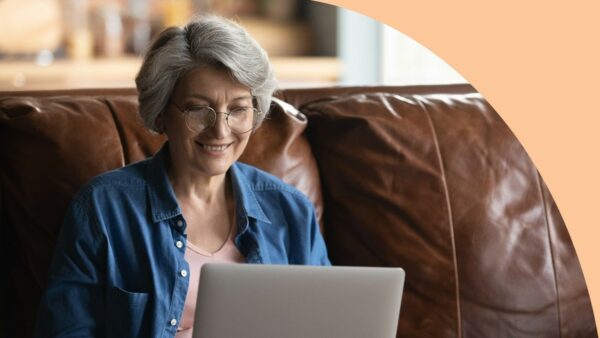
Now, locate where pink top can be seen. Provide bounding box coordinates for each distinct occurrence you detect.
[175,225,245,338]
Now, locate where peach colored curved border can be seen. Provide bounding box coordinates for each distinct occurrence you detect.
[318,0,600,330]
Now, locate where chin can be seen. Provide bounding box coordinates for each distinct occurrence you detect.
[195,159,234,177]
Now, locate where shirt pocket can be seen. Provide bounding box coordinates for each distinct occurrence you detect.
[106,286,150,337]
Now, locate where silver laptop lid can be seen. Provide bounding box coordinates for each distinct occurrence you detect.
[193,264,405,338]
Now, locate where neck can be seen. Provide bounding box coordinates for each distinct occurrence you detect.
[167,163,229,208]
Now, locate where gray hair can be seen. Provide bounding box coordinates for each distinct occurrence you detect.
[135,15,277,133]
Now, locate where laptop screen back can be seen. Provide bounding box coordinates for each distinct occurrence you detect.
[193,264,405,338]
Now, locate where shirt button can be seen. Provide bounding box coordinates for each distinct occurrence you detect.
[175,241,183,249]
[180,269,188,277]
[170,318,177,326]
[176,220,183,227]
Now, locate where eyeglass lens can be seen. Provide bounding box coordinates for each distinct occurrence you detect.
[185,106,254,134]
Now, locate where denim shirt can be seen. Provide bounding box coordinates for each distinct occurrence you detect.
[35,144,330,337]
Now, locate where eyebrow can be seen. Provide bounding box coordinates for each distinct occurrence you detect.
[186,94,253,103]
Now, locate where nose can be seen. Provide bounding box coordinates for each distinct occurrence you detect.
[208,112,230,139]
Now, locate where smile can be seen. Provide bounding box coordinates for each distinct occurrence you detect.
[197,142,232,153]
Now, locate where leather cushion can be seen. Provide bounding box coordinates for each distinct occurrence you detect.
[302,91,594,337]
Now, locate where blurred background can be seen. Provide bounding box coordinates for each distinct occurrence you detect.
[0,0,466,90]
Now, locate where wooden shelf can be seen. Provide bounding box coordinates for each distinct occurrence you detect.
[0,56,342,91]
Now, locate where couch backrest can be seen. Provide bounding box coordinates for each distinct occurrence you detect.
[295,85,595,337]
[1,85,596,337]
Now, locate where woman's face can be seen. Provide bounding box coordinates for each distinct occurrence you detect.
[163,65,254,178]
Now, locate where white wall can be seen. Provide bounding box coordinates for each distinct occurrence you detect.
[337,8,467,85]
[337,8,381,84]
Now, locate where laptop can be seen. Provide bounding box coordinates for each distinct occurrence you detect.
[192,263,405,338]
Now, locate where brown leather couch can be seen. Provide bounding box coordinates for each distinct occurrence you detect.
[1,85,596,337]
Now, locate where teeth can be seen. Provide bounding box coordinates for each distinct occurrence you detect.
[203,144,228,152]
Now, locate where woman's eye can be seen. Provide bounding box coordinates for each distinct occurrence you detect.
[230,107,252,115]
[187,106,212,115]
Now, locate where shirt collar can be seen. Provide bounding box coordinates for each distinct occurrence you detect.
[145,142,271,226]
[230,162,271,226]
[146,142,181,223]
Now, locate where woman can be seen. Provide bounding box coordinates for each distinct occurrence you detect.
[36,15,330,337]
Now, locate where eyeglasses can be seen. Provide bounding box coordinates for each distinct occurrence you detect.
[170,101,259,134]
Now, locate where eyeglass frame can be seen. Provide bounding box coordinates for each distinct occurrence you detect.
[169,99,261,134]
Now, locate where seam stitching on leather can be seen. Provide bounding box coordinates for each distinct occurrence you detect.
[537,171,562,336]
[416,95,463,338]
[103,98,129,165]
